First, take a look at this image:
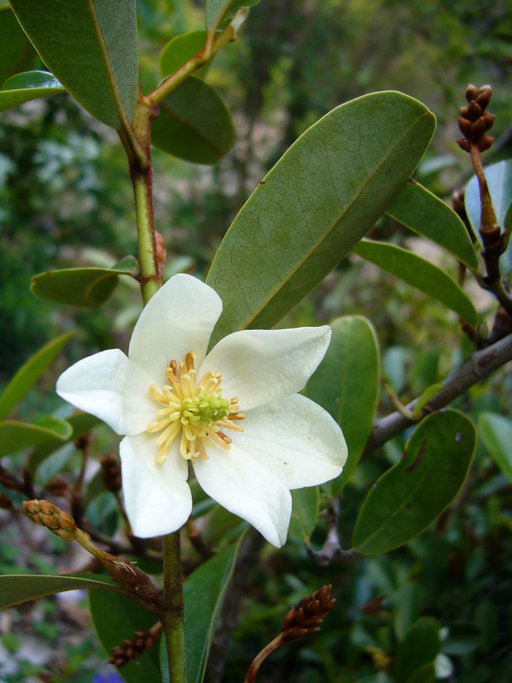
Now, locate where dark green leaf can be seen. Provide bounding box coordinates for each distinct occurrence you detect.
[161,539,241,683]
[465,160,512,274]
[0,418,72,457]
[205,0,262,28]
[0,331,73,421]
[0,573,122,610]
[353,410,476,554]
[159,31,209,79]
[289,487,320,542]
[9,0,138,129]
[393,582,422,641]
[354,239,478,327]
[413,383,443,418]
[31,258,138,307]
[207,92,435,344]
[28,413,100,475]
[478,412,512,483]
[443,622,480,655]
[393,617,440,682]
[90,590,160,683]
[405,663,436,683]
[386,180,478,269]
[0,8,36,84]
[0,70,65,112]
[306,315,379,493]
[152,77,234,164]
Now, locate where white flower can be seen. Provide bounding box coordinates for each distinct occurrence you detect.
[57,274,347,547]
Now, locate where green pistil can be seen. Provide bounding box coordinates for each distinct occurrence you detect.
[182,394,230,425]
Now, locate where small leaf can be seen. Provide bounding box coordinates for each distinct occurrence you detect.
[9,0,138,129]
[0,8,36,84]
[478,412,512,483]
[0,331,73,421]
[386,180,478,269]
[89,590,160,683]
[353,239,478,327]
[353,410,476,554]
[152,77,235,164]
[413,383,443,419]
[0,573,122,610]
[306,315,380,493]
[205,0,262,28]
[160,31,209,79]
[0,70,65,112]
[0,418,72,457]
[405,663,436,683]
[207,92,435,344]
[289,487,320,542]
[31,258,138,307]
[465,160,512,275]
[393,617,440,683]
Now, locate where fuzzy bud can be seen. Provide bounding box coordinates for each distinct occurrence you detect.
[101,454,122,493]
[457,84,495,153]
[281,585,335,642]
[23,499,77,541]
[109,625,162,668]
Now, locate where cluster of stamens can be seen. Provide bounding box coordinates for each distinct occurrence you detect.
[146,352,244,464]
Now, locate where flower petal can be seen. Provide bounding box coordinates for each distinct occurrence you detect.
[199,326,331,410]
[56,349,155,436]
[193,444,292,547]
[128,274,222,382]
[236,394,347,489]
[120,434,191,538]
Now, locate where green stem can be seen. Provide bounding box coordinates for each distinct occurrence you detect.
[133,170,160,304]
[162,532,187,683]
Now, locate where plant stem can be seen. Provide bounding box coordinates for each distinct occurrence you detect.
[162,532,187,683]
[244,634,284,683]
[133,170,160,304]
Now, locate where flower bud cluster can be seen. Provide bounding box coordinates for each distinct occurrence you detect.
[281,584,335,641]
[457,84,495,153]
[109,626,161,668]
[23,499,77,541]
[101,453,122,493]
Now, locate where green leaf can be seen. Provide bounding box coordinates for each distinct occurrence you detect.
[393,617,440,683]
[353,239,478,327]
[393,582,422,641]
[9,0,138,129]
[159,31,209,79]
[386,180,478,269]
[0,8,36,84]
[205,0,262,28]
[89,590,160,683]
[404,663,436,683]
[289,487,320,542]
[0,332,73,421]
[207,92,435,344]
[353,410,476,554]
[478,412,512,483]
[305,315,379,493]
[28,413,100,475]
[0,418,72,457]
[413,383,443,419]
[31,257,138,307]
[152,77,234,164]
[0,573,122,610]
[0,70,65,112]
[465,160,512,275]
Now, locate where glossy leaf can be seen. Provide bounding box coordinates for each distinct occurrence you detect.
[0,70,65,112]
[152,77,234,164]
[0,332,73,421]
[353,410,476,554]
[159,31,209,79]
[306,316,379,493]
[0,573,122,610]
[28,413,100,475]
[205,0,262,28]
[354,240,478,327]
[404,663,436,683]
[31,257,138,307]
[386,180,478,269]
[413,383,443,418]
[0,418,72,457]
[0,8,36,84]
[289,487,320,542]
[393,617,440,683]
[207,92,435,344]
[90,590,160,683]
[478,412,512,483]
[465,160,512,275]
[9,0,138,129]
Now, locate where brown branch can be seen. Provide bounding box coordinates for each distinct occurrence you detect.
[364,333,512,455]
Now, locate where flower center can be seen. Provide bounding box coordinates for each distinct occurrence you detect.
[146,352,245,464]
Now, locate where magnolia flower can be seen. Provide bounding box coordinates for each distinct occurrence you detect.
[57,275,347,546]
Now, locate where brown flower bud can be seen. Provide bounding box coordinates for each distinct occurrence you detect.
[464,84,479,102]
[281,585,336,642]
[478,135,494,152]
[471,117,488,142]
[476,85,492,109]
[46,476,70,497]
[467,100,483,122]
[101,454,122,493]
[108,624,162,668]
[23,499,77,541]
[458,117,472,137]
[457,138,471,152]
